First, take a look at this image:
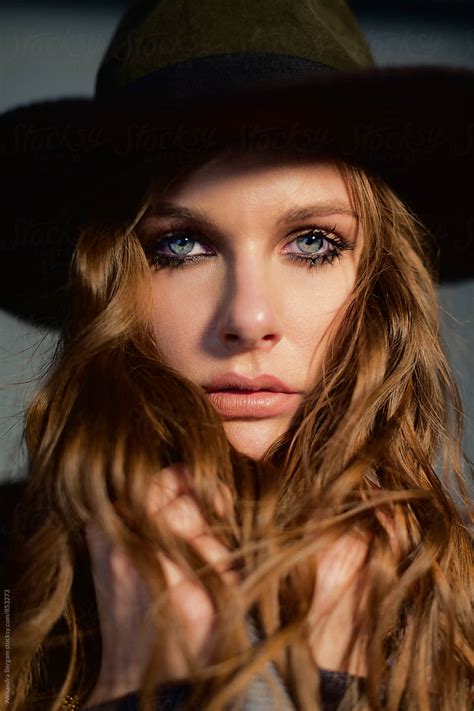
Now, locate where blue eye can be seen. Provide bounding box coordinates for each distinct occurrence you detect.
[168,234,195,256]
[146,230,214,269]
[145,225,353,271]
[295,232,325,254]
[284,226,354,269]
[285,228,335,258]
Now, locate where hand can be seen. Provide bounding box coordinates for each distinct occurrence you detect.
[84,464,236,707]
[307,512,399,677]
[307,531,370,677]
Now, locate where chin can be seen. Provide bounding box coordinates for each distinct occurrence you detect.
[222,418,288,460]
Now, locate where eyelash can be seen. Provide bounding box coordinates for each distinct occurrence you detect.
[145,224,353,271]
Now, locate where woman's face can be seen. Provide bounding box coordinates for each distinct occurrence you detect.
[138,154,362,459]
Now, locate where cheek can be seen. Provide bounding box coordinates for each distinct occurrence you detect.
[149,276,214,369]
[282,265,356,376]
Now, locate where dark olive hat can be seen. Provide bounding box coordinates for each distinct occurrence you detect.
[1,0,473,328]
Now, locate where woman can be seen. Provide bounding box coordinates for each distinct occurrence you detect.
[1,1,472,709]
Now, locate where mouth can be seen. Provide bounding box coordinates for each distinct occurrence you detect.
[203,374,302,419]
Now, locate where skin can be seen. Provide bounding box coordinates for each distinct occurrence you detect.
[85,156,371,706]
[139,154,361,459]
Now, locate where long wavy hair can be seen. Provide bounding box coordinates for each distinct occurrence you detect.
[2,151,472,711]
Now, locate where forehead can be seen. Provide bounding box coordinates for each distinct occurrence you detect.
[156,151,353,210]
[140,154,362,244]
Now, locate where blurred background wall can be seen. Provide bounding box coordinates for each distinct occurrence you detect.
[1,0,473,482]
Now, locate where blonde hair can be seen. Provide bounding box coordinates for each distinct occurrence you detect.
[3,156,472,710]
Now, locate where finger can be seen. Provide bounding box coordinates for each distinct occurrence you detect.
[189,532,240,585]
[156,551,232,625]
[310,533,369,622]
[148,463,194,513]
[112,463,193,522]
[111,485,232,571]
[316,532,369,589]
[115,463,232,527]
[213,482,233,519]
[155,501,239,584]
[160,493,209,539]
[157,552,216,626]
[158,487,233,539]
[157,552,216,662]
[150,467,233,522]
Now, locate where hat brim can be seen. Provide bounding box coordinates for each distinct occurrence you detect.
[1,65,473,328]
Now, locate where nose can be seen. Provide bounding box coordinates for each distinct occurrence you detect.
[216,259,282,351]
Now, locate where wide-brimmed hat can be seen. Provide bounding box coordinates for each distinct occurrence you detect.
[1,0,473,329]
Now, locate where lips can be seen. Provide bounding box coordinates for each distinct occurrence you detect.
[203,373,302,419]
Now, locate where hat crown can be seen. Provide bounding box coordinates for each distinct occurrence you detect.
[95,0,374,97]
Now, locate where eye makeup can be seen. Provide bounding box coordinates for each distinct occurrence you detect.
[143,222,354,272]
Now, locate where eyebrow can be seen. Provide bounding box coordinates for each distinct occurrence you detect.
[145,200,358,229]
[276,203,358,224]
